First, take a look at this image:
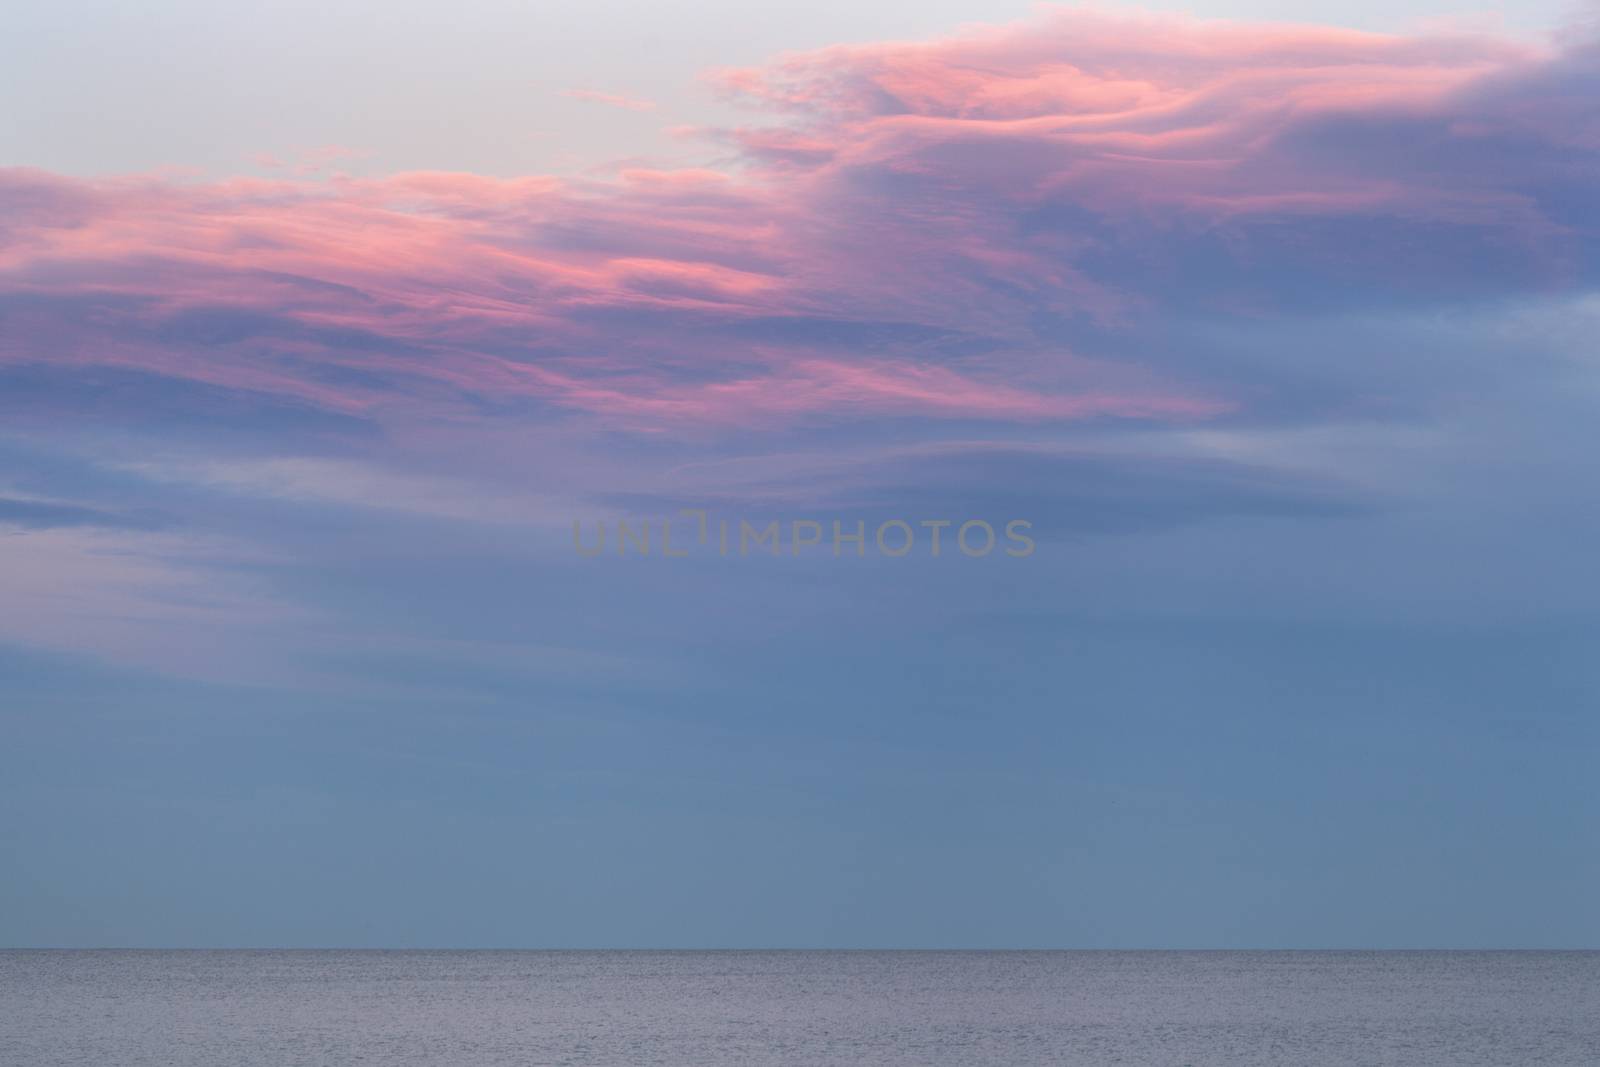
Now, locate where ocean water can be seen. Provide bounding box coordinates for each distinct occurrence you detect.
[1,950,1596,1065]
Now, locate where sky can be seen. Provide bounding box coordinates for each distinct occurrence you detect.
[1,1,1598,948]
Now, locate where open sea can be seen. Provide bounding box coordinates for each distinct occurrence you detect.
[2,950,1596,1065]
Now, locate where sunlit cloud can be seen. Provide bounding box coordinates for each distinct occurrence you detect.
[8,12,1588,443]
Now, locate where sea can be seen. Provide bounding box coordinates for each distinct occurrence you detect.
[2,950,1596,1065]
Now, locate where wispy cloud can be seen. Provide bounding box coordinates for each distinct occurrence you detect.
[560,88,658,112]
[2,13,1593,444]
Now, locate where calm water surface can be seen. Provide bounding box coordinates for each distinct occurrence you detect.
[2,950,1596,1065]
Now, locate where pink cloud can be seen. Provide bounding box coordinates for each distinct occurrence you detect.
[1,12,1593,433]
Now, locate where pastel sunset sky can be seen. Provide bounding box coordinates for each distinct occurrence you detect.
[2,0,1597,947]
